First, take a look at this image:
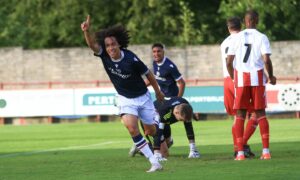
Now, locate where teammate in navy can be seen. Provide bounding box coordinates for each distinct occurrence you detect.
[151,43,185,97]
[152,43,200,158]
[127,43,199,159]
[81,15,164,172]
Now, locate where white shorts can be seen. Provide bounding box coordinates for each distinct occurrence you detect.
[117,91,159,125]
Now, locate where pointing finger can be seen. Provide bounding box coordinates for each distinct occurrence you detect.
[86,15,90,23]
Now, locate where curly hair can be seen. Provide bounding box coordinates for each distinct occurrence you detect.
[95,25,130,50]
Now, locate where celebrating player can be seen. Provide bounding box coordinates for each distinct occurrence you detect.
[81,15,165,172]
[221,17,257,158]
[226,10,276,160]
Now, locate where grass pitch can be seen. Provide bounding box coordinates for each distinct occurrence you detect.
[0,119,299,180]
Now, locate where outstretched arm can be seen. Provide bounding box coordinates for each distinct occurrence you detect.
[81,15,101,54]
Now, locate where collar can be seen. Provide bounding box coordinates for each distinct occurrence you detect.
[111,50,124,62]
[156,56,167,66]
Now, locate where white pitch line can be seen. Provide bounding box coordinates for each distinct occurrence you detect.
[0,141,117,159]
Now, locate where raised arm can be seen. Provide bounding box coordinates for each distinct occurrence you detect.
[81,15,101,54]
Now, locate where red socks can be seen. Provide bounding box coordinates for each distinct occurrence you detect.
[258,116,269,148]
[232,124,238,152]
[243,117,258,145]
[234,116,245,151]
[233,114,269,153]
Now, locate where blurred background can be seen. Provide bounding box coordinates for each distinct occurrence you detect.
[1,0,300,48]
[0,0,299,124]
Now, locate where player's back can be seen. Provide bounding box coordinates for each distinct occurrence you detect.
[230,29,271,73]
[221,34,238,77]
[154,97,189,124]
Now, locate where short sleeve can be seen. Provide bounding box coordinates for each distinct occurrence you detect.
[261,35,272,55]
[227,34,239,56]
[132,55,149,75]
[169,63,182,81]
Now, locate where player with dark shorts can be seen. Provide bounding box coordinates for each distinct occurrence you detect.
[152,43,199,158]
[129,43,199,159]
[151,97,199,160]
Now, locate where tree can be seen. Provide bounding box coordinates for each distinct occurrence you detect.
[218,0,300,41]
[125,0,180,45]
[0,0,299,49]
[177,1,201,45]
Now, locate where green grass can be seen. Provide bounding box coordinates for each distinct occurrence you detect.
[0,119,299,180]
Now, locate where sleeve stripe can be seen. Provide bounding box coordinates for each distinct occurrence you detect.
[142,69,150,76]
[175,75,183,81]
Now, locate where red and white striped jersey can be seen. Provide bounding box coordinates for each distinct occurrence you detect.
[227,29,271,87]
[220,33,238,77]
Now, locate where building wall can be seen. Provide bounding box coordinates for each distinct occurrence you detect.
[0,41,299,89]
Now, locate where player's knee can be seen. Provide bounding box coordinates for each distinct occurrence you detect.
[144,129,154,136]
[236,110,247,118]
[144,126,156,136]
[255,110,266,119]
[126,125,139,136]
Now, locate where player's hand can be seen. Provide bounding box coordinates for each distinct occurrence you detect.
[81,15,90,32]
[155,91,165,102]
[269,76,276,85]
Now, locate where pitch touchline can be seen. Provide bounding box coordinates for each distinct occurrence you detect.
[0,141,117,158]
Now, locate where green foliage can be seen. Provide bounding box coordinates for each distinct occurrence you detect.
[0,0,299,48]
[125,0,180,45]
[177,1,201,45]
[219,0,300,41]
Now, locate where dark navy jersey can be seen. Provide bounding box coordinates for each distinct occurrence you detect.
[95,49,148,98]
[154,97,189,124]
[153,57,182,97]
